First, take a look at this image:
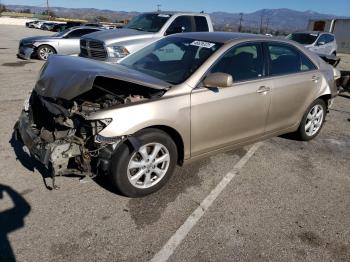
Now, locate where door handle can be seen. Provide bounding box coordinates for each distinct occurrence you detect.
[257,86,271,94]
[311,76,320,82]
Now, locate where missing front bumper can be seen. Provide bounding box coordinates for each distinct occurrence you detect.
[15,110,84,176]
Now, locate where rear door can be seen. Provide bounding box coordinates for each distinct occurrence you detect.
[194,16,210,32]
[191,42,272,156]
[264,42,322,133]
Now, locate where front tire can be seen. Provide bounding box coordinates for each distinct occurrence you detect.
[297,99,326,141]
[37,45,55,60]
[110,128,178,197]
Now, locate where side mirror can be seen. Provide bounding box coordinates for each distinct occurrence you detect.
[317,41,326,46]
[203,73,233,88]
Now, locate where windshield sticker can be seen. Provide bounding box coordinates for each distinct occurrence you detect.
[310,33,318,36]
[190,41,216,48]
[158,14,170,17]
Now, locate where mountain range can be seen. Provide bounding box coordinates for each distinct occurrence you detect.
[4,5,349,32]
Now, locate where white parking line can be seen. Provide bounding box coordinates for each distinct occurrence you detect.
[150,142,263,262]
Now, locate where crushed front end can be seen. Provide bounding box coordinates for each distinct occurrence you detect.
[14,90,124,185]
[13,55,168,188]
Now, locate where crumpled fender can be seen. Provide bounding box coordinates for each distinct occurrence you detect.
[17,47,34,60]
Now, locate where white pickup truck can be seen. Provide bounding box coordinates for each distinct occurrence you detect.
[79,12,214,62]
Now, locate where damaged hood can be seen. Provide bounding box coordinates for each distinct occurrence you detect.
[82,28,153,45]
[21,35,59,43]
[34,55,170,100]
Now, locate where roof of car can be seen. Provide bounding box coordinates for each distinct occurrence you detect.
[68,26,105,31]
[171,32,269,44]
[293,31,334,35]
[143,11,209,16]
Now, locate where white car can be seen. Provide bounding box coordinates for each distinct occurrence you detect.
[286,31,337,56]
[34,21,48,29]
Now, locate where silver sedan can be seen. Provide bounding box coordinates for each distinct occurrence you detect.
[17,26,104,60]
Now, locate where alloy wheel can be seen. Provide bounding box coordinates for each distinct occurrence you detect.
[127,143,170,189]
[305,104,324,137]
[39,47,54,60]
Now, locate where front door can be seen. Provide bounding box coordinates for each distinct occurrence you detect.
[59,29,99,55]
[191,42,271,156]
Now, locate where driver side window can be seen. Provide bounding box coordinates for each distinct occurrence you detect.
[210,43,264,82]
[166,16,194,35]
[317,34,327,45]
[66,29,98,39]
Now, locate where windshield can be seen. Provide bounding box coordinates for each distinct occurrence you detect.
[125,13,171,33]
[120,37,223,84]
[287,33,318,45]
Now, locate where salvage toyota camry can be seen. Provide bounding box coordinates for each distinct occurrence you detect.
[14,32,339,197]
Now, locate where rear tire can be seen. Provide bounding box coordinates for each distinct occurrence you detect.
[297,99,326,141]
[110,128,178,197]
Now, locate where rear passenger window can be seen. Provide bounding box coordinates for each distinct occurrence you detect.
[194,16,209,31]
[301,54,317,71]
[211,43,264,82]
[268,44,316,76]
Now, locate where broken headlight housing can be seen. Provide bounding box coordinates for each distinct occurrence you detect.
[90,118,112,135]
[94,135,121,144]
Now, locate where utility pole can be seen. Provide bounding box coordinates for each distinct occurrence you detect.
[265,17,270,34]
[238,12,243,32]
[157,4,161,12]
[46,0,50,19]
[259,9,264,34]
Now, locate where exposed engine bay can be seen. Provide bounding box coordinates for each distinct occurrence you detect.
[15,76,166,188]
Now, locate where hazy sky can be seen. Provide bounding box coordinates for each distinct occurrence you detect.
[3,0,350,16]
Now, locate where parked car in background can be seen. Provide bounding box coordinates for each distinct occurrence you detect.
[52,23,68,32]
[80,12,213,62]
[17,26,104,60]
[26,20,37,27]
[15,32,339,197]
[41,22,58,31]
[26,20,43,28]
[51,21,84,32]
[84,23,103,27]
[33,21,48,29]
[286,31,337,56]
[308,19,350,54]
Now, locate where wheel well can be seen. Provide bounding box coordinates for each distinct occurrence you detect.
[145,125,185,166]
[318,94,332,110]
[36,44,57,54]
